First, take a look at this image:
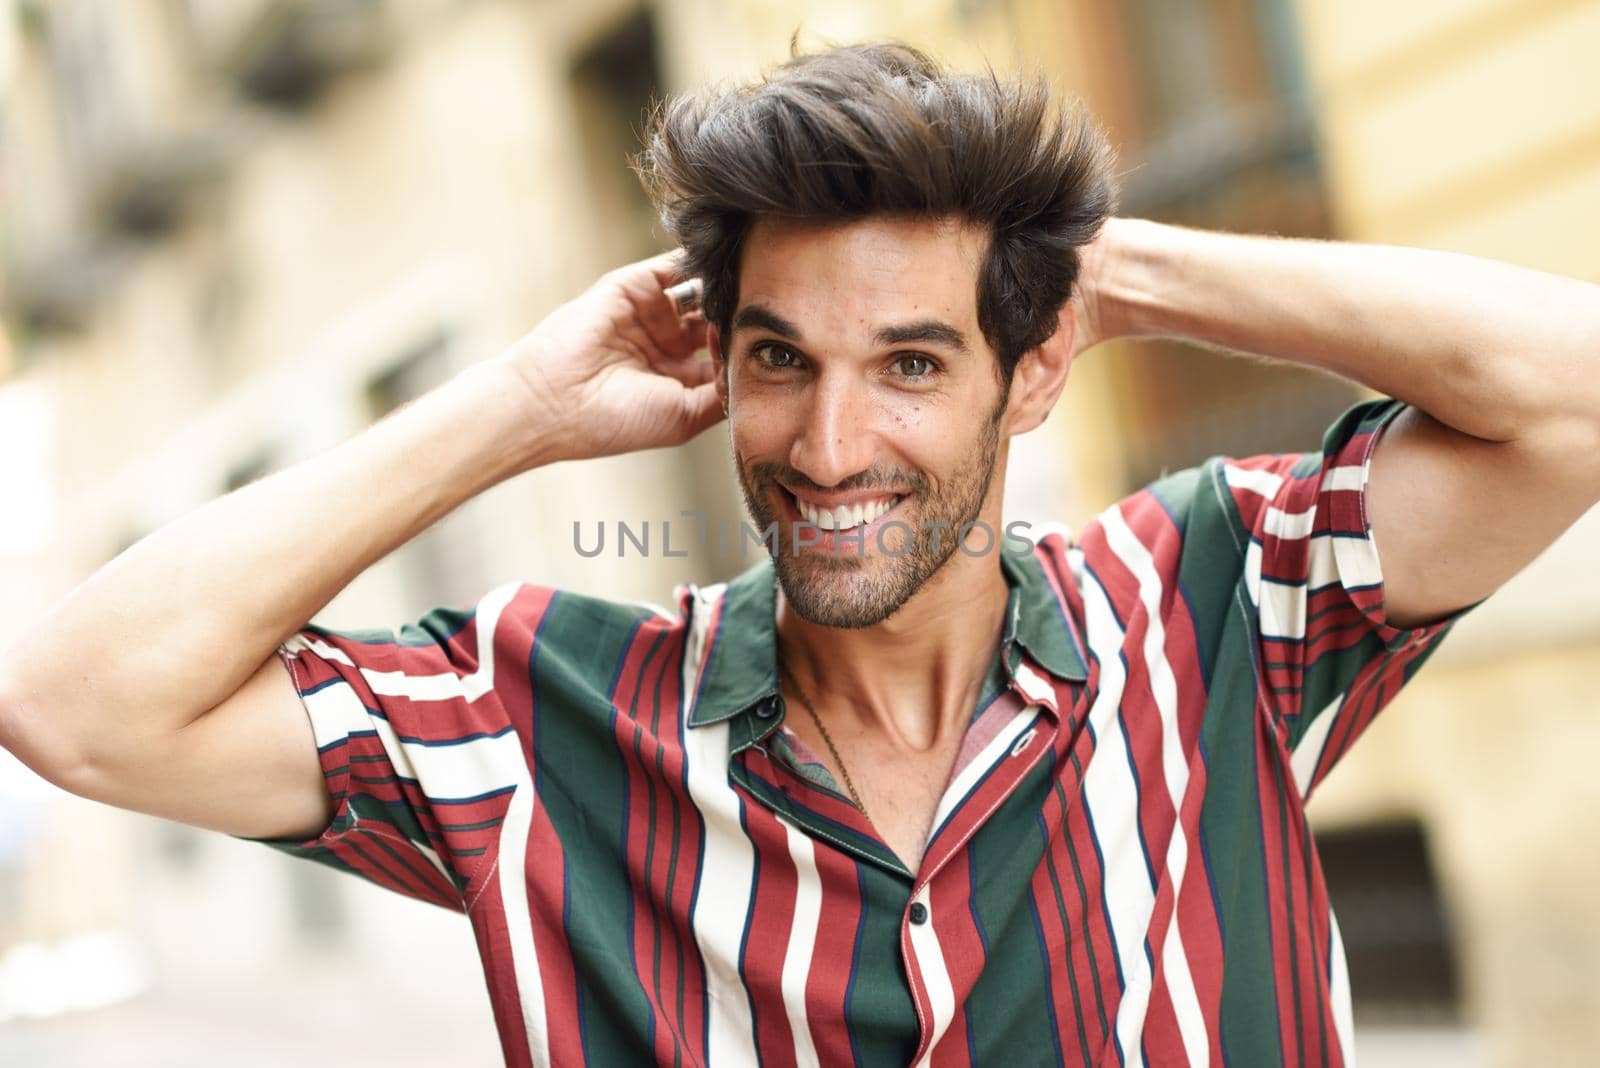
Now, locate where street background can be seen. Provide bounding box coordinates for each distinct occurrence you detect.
[2,0,1598,1064]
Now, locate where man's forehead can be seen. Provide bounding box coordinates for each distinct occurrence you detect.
[734,214,987,343]
[743,213,986,266]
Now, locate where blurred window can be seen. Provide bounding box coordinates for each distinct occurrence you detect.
[1315,818,1465,1024]
[1100,0,1361,491]
[568,7,664,261]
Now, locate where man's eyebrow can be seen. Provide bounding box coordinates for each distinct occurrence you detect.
[874,319,970,355]
[732,304,971,355]
[731,304,802,339]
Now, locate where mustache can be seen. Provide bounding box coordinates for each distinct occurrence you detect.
[748,460,929,497]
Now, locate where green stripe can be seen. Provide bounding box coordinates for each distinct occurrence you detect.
[844,861,919,1065]
[1159,458,1286,1063]
[395,604,476,647]
[964,757,1058,1058]
[1203,621,1286,1065]
[531,591,659,1060]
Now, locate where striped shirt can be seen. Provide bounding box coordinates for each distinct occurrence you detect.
[240,397,1476,1066]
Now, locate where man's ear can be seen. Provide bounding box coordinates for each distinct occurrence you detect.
[1001,304,1077,436]
[708,322,730,415]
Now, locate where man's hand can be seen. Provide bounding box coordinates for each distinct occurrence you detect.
[494,249,723,464]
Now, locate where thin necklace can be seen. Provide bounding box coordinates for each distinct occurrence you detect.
[777,656,867,814]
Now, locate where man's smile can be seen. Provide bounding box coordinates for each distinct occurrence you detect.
[776,484,913,552]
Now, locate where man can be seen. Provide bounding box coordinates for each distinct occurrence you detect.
[2,41,1597,1067]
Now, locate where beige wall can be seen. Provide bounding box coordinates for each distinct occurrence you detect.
[1292,1,1600,1061]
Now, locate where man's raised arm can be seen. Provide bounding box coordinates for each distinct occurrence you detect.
[1073,218,1600,628]
[0,250,719,839]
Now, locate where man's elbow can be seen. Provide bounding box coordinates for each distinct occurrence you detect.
[0,654,94,796]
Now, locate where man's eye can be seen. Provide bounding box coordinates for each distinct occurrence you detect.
[753,343,800,369]
[894,354,935,378]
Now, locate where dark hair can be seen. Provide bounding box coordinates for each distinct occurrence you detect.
[633,40,1120,385]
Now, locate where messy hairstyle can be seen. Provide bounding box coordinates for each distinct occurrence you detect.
[633,40,1120,386]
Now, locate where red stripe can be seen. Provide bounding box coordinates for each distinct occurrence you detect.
[1254,736,1296,1066]
[613,614,683,1065]
[803,843,864,1066]
[928,847,981,1067]
[739,801,801,1066]
[502,585,584,1067]
[667,586,712,1067]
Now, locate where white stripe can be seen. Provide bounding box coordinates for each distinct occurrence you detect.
[1255,527,1384,641]
[291,634,356,667]
[680,583,761,1066]
[1257,572,1308,640]
[1223,463,1283,499]
[929,705,1036,832]
[1262,504,1316,540]
[1290,694,1343,798]
[1328,529,1382,589]
[1013,659,1057,706]
[356,581,524,703]
[1328,907,1356,1067]
[496,741,549,1067]
[1102,506,1208,1066]
[780,824,823,1068]
[1323,464,1364,492]
[908,884,956,1068]
[1078,563,1151,1068]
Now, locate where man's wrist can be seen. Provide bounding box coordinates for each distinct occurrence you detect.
[442,361,563,477]
[1091,217,1201,344]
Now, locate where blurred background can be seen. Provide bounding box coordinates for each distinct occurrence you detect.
[1,0,1597,1064]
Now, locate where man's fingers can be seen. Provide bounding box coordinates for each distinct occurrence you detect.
[675,381,725,441]
[653,351,717,390]
[607,254,705,365]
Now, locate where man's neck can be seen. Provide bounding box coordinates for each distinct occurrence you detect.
[774,546,1010,754]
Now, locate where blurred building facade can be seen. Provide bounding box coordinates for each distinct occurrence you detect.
[0,0,1595,1064]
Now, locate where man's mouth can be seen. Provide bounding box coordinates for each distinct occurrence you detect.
[779,486,909,536]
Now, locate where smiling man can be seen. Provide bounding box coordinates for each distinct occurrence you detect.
[5,41,1600,1068]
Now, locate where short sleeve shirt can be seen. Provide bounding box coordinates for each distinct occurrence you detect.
[238,397,1478,1066]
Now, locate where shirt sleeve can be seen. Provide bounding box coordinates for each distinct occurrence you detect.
[232,582,538,912]
[1220,397,1485,800]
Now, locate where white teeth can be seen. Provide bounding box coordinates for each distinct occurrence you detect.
[794,494,901,532]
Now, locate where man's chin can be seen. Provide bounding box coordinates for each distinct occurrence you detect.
[772,552,911,629]
[772,535,957,629]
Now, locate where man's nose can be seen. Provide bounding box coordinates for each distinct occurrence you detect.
[788,375,876,488]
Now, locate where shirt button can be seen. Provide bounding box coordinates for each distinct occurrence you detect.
[756,696,782,719]
[909,902,929,925]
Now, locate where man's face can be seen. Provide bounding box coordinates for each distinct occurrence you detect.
[717,214,1010,628]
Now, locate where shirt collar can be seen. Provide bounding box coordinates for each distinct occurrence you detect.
[686,547,1088,745]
